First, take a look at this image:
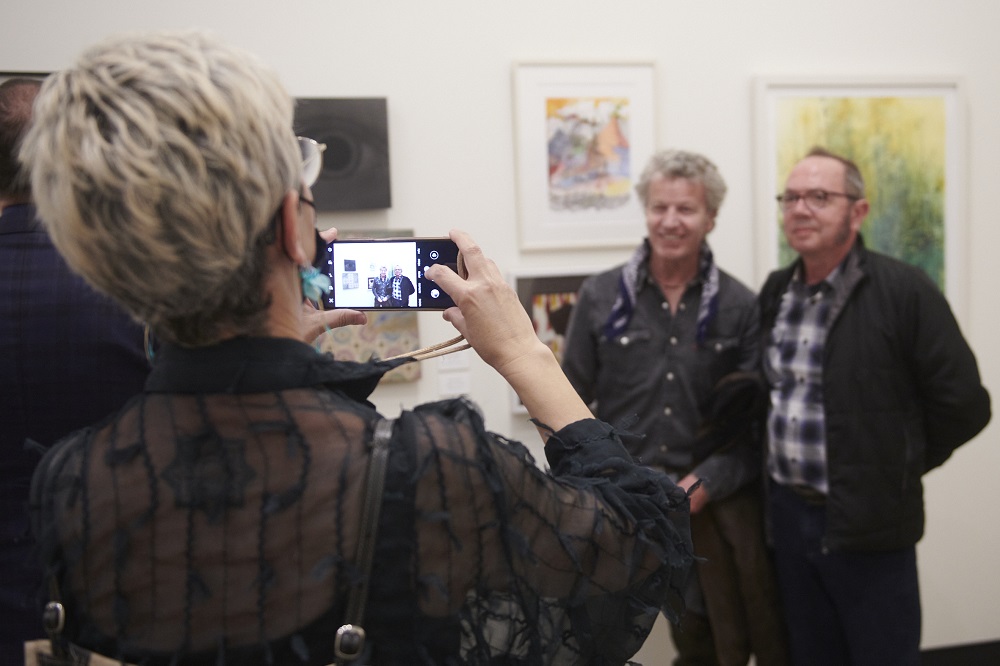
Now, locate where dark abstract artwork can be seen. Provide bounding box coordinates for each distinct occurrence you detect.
[294,98,391,211]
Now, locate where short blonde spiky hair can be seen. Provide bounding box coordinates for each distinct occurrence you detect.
[21,31,301,346]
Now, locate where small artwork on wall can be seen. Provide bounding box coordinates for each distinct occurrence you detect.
[512,63,656,251]
[509,270,595,412]
[316,309,421,384]
[294,97,391,211]
[0,71,48,83]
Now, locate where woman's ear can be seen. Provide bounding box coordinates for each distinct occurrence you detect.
[278,189,310,266]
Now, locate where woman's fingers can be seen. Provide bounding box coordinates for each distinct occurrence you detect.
[301,302,367,342]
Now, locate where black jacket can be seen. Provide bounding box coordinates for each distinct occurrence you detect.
[759,239,990,552]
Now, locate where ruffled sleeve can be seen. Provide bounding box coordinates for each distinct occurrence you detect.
[388,400,694,665]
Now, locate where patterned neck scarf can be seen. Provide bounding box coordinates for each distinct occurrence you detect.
[603,240,720,343]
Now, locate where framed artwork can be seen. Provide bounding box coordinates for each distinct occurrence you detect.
[509,270,595,413]
[0,72,50,103]
[0,71,49,82]
[512,62,656,251]
[753,76,965,315]
[293,98,391,211]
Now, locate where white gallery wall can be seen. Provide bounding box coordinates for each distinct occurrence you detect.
[3,0,998,655]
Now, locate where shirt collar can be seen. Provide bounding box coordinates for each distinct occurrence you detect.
[791,248,852,294]
[0,202,40,235]
[638,240,711,290]
[145,336,408,403]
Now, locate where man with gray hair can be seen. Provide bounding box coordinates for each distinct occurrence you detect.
[372,264,391,307]
[563,149,788,665]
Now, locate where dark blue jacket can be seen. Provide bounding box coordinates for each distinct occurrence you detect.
[0,203,149,659]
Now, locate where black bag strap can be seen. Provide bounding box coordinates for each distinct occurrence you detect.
[39,420,396,666]
[37,577,91,665]
[333,417,394,664]
[41,575,70,662]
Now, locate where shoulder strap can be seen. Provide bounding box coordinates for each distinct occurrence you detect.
[39,419,396,666]
[334,417,394,664]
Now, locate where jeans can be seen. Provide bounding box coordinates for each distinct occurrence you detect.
[768,482,921,666]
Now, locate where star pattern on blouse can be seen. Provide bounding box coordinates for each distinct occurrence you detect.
[161,429,256,523]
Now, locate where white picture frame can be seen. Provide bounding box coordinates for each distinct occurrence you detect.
[512,62,656,251]
[753,76,966,318]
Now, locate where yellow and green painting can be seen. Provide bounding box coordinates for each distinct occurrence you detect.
[775,95,947,288]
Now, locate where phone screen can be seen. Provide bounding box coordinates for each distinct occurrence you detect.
[321,238,460,310]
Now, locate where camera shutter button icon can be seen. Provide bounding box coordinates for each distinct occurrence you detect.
[429,250,440,260]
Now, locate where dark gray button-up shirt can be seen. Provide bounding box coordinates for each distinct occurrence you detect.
[562,256,760,499]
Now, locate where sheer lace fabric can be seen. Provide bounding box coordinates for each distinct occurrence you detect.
[31,338,692,665]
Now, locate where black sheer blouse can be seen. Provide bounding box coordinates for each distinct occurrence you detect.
[30,337,693,665]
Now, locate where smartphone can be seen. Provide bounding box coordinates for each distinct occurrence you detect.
[321,237,463,310]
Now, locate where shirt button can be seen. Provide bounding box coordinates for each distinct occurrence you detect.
[661,301,669,310]
[660,444,668,452]
[620,336,630,345]
[679,302,686,311]
[663,406,673,416]
[669,336,678,346]
[714,342,723,352]
[666,372,675,381]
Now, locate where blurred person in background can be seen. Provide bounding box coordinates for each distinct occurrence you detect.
[0,76,149,664]
[563,149,788,665]
[762,147,990,665]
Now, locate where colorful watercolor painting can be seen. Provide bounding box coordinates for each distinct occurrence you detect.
[546,97,632,212]
[755,79,963,308]
[316,310,420,383]
[513,63,655,250]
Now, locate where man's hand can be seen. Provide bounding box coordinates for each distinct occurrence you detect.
[678,473,709,514]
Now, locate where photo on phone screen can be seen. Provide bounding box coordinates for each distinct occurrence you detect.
[322,238,460,310]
